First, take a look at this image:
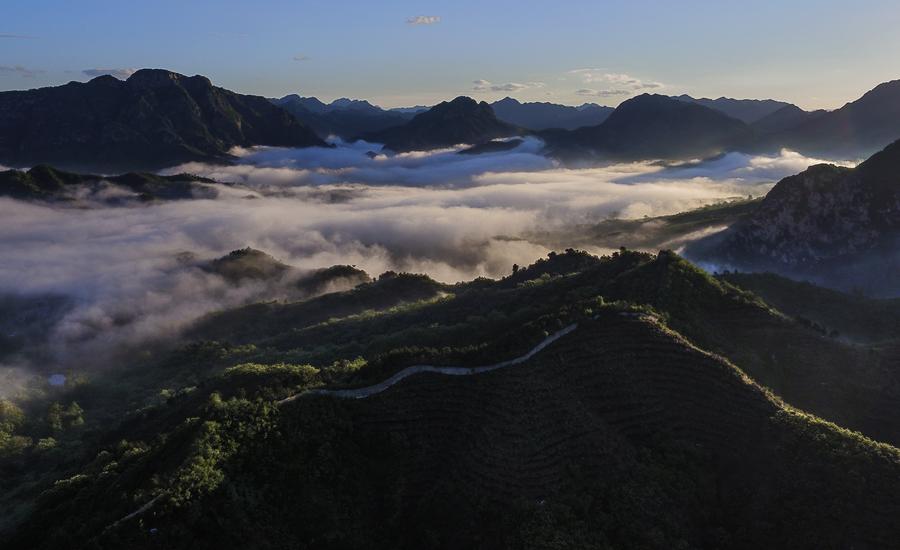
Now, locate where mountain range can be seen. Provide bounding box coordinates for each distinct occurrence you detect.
[4,69,900,167]
[489,97,614,130]
[271,94,416,140]
[361,96,523,152]
[674,94,792,123]
[0,69,325,172]
[541,81,900,161]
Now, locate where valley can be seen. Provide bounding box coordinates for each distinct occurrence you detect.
[1,11,900,545]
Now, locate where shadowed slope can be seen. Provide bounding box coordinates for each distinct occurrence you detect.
[13,311,900,549]
[0,69,326,171]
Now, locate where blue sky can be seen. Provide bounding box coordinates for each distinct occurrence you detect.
[3,0,900,109]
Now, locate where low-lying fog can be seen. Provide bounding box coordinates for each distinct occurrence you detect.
[0,137,845,377]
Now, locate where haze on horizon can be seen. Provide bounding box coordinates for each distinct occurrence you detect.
[3,0,900,110]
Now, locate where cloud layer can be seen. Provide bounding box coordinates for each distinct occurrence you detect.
[0,140,839,373]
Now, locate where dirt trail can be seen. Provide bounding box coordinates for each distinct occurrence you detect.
[279,323,579,404]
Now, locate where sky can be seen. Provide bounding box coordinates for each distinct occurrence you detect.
[2,0,900,109]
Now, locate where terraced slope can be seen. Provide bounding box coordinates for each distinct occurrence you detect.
[188,249,900,447]
[16,311,900,549]
[5,251,900,549]
[273,315,900,549]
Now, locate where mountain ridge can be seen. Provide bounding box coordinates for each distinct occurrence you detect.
[490,96,614,130]
[759,79,900,158]
[361,96,523,152]
[542,93,753,160]
[0,69,326,171]
[675,94,793,123]
[272,94,415,139]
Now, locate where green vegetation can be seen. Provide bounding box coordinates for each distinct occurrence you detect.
[2,249,900,548]
[203,248,291,283]
[720,271,900,343]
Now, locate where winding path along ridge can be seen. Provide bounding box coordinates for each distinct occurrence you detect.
[107,323,580,531]
[278,323,579,404]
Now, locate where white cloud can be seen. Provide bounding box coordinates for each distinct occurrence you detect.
[0,65,44,78]
[0,34,37,39]
[82,68,136,79]
[407,15,441,25]
[473,80,545,93]
[569,69,664,97]
[492,82,528,92]
[575,88,630,97]
[0,142,838,371]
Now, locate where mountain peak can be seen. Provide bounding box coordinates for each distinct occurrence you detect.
[127,68,180,85]
[329,97,379,111]
[761,77,900,157]
[443,95,481,108]
[0,68,325,171]
[125,69,214,91]
[85,74,123,87]
[361,95,520,152]
[495,96,521,106]
[543,93,751,160]
[612,93,716,115]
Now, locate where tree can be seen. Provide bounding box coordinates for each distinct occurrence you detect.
[0,399,25,434]
[65,402,84,427]
[47,403,63,433]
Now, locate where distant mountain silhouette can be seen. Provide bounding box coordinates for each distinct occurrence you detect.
[490,97,613,130]
[272,95,414,140]
[279,95,329,114]
[750,104,827,135]
[542,94,752,160]
[690,138,900,295]
[759,79,900,158]
[361,96,522,152]
[675,95,792,123]
[0,69,326,171]
[388,105,430,115]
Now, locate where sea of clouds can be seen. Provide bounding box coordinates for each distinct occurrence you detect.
[0,138,845,375]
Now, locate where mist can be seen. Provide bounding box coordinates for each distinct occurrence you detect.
[0,140,841,374]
